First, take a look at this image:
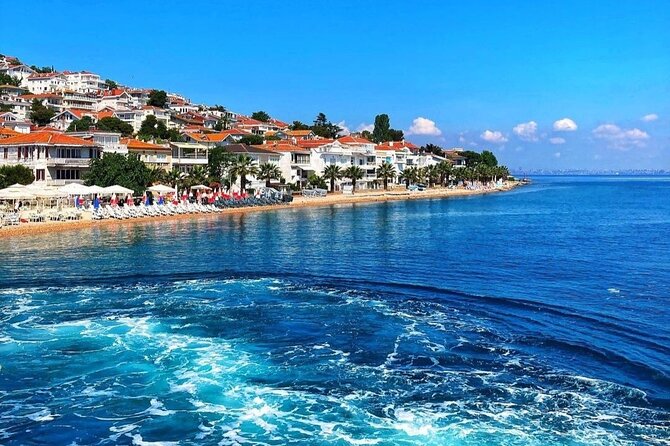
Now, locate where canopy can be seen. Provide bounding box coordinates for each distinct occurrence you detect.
[59,183,91,195]
[103,185,134,195]
[0,188,36,200]
[87,185,107,195]
[33,188,67,198]
[191,184,212,190]
[147,184,175,193]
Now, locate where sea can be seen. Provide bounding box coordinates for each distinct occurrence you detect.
[0,176,668,445]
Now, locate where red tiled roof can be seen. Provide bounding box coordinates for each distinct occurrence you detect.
[296,139,334,148]
[338,135,373,145]
[0,131,97,146]
[0,127,21,138]
[121,138,170,152]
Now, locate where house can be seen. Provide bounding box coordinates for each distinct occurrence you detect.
[0,130,103,184]
[224,144,281,190]
[253,141,312,188]
[49,109,95,131]
[170,142,209,172]
[122,138,172,170]
[0,127,21,139]
[63,71,104,93]
[26,72,67,94]
[0,112,32,133]
[0,85,30,119]
[284,129,316,141]
[443,150,467,167]
[97,89,134,110]
[68,130,127,154]
[61,90,98,111]
[20,93,63,112]
[0,64,35,86]
[234,116,278,136]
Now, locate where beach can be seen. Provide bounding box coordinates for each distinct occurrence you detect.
[0,182,521,238]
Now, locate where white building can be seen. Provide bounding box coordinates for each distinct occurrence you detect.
[63,71,104,93]
[26,72,67,94]
[69,130,127,154]
[0,64,35,87]
[308,136,378,189]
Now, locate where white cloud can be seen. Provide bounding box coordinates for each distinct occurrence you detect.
[407,117,442,136]
[592,124,649,150]
[549,137,566,145]
[553,118,578,132]
[336,121,350,135]
[458,135,466,143]
[356,123,373,133]
[554,152,561,158]
[512,121,538,141]
[480,130,508,143]
[642,113,658,122]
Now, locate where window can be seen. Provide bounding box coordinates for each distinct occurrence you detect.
[3,148,6,159]
[35,169,45,181]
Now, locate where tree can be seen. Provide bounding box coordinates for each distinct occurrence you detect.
[147,89,168,108]
[237,134,264,146]
[307,174,327,189]
[311,113,341,138]
[426,165,440,187]
[66,116,95,132]
[83,153,151,193]
[148,166,166,185]
[258,162,281,187]
[0,73,21,86]
[389,129,404,141]
[480,150,498,167]
[251,111,271,122]
[185,165,208,187]
[230,154,259,193]
[323,164,342,193]
[343,165,364,193]
[361,130,373,141]
[314,113,328,127]
[399,166,418,187]
[104,79,118,90]
[376,161,396,190]
[166,128,185,142]
[0,165,34,189]
[372,114,391,143]
[460,150,482,166]
[208,146,237,182]
[138,115,168,140]
[437,161,453,186]
[422,143,444,157]
[289,121,309,130]
[165,167,185,188]
[30,65,54,73]
[29,99,55,126]
[97,116,134,136]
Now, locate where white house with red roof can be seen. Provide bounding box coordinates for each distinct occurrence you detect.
[26,72,67,94]
[0,64,35,86]
[0,112,32,133]
[63,71,104,93]
[97,89,134,110]
[0,130,103,184]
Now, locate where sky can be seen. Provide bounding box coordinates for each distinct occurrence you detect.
[3,0,669,170]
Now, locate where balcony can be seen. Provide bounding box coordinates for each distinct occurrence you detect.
[46,158,92,167]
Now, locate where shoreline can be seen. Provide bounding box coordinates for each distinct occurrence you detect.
[0,182,523,239]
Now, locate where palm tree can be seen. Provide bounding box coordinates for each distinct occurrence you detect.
[426,165,440,188]
[323,164,343,193]
[230,154,259,193]
[189,165,208,185]
[258,162,281,188]
[148,166,165,185]
[416,167,427,185]
[343,165,364,193]
[165,167,184,188]
[399,166,418,187]
[376,161,396,190]
[437,161,453,186]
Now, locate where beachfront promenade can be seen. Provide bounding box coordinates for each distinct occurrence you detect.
[0,181,521,237]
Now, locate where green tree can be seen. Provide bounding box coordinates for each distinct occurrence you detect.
[29,99,55,126]
[307,173,327,189]
[343,165,364,193]
[208,146,237,182]
[0,73,21,86]
[480,150,498,167]
[251,111,271,122]
[426,165,440,187]
[314,113,328,127]
[389,129,404,141]
[289,121,309,130]
[437,161,453,186]
[372,114,391,143]
[185,165,208,187]
[311,113,341,138]
[238,134,264,146]
[361,130,373,141]
[148,166,166,184]
[230,154,259,193]
[30,65,54,73]
[165,167,185,188]
[83,152,151,193]
[97,116,134,136]
[138,115,168,140]
[376,161,396,190]
[0,165,35,189]
[166,128,185,142]
[147,89,168,108]
[460,150,482,166]
[323,164,342,193]
[399,166,418,187]
[258,162,281,187]
[66,116,95,132]
[104,79,118,90]
[422,143,444,157]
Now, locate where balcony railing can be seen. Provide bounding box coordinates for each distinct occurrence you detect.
[46,158,92,167]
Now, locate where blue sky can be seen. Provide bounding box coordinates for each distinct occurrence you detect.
[4,0,669,170]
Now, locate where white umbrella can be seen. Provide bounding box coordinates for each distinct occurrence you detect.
[87,185,106,195]
[191,184,212,190]
[0,188,36,200]
[103,185,134,195]
[147,184,175,193]
[59,183,92,195]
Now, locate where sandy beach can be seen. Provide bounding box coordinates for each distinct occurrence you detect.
[0,182,522,239]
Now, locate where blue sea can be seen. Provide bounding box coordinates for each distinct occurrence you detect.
[1,176,669,445]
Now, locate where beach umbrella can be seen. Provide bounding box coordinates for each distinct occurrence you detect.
[190,184,212,190]
[87,185,106,195]
[0,188,36,200]
[147,184,174,194]
[59,183,91,196]
[103,185,134,195]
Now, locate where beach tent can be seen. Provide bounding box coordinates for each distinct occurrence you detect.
[190,184,212,190]
[0,187,35,200]
[87,185,106,195]
[147,184,175,194]
[59,183,91,196]
[103,185,134,195]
